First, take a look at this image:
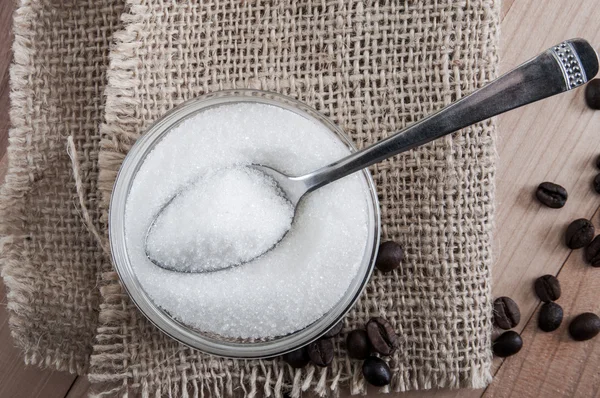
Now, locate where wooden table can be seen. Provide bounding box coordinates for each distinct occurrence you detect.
[1,1,599,397]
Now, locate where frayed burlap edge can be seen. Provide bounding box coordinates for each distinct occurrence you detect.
[0,4,77,372]
[1,0,125,374]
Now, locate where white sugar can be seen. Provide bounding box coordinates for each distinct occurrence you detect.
[146,167,293,272]
[125,102,369,339]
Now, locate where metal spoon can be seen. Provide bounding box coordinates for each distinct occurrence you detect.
[254,39,598,207]
[147,38,598,272]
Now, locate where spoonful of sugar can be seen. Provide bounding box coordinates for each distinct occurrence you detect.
[145,167,294,273]
[146,38,598,273]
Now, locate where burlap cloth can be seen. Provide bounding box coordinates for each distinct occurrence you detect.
[1,0,500,396]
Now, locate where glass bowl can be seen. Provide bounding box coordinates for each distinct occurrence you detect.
[108,90,381,358]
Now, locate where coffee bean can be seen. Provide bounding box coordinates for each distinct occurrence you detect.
[346,329,371,359]
[565,219,595,249]
[585,235,600,267]
[323,321,343,338]
[362,357,392,387]
[594,174,600,194]
[535,182,568,208]
[585,78,600,109]
[493,297,521,329]
[534,275,561,302]
[375,241,404,272]
[538,302,563,332]
[366,317,398,356]
[308,338,334,367]
[493,331,523,357]
[282,346,310,368]
[569,313,600,341]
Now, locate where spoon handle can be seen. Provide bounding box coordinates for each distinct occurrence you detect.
[299,39,599,191]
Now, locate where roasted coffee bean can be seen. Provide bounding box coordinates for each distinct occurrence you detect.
[493,297,521,329]
[346,330,371,360]
[534,275,561,302]
[565,219,595,249]
[538,302,563,332]
[362,357,392,387]
[375,241,404,272]
[569,313,600,341]
[282,346,310,368]
[366,317,398,356]
[594,174,600,194]
[323,321,343,338]
[585,78,600,109]
[493,331,523,357]
[585,235,600,267]
[535,182,568,208]
[308,338,334,367]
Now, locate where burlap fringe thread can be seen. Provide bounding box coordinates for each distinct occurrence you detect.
[67,136,110,256]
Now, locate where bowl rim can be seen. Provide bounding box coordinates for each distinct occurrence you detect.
[108,89,381,358]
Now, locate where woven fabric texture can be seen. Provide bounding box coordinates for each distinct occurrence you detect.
[90,0,500,396]
[1,0,124,374]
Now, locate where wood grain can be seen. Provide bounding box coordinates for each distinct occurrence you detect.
[0,0,599,397]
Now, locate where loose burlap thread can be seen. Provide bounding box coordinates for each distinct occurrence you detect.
[1,0,499,396]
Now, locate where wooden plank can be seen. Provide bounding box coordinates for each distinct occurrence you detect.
[483,213,600,398]
[0,280,77,398]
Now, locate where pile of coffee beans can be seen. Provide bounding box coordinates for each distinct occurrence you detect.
[492,297,523,357]
[535,179,600,266]
[533,274,600,340]
[282,242,403,386]
[534,275,563,332]
[281,316,398,387]
[530,116,600,342]
[350,317,397,386]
